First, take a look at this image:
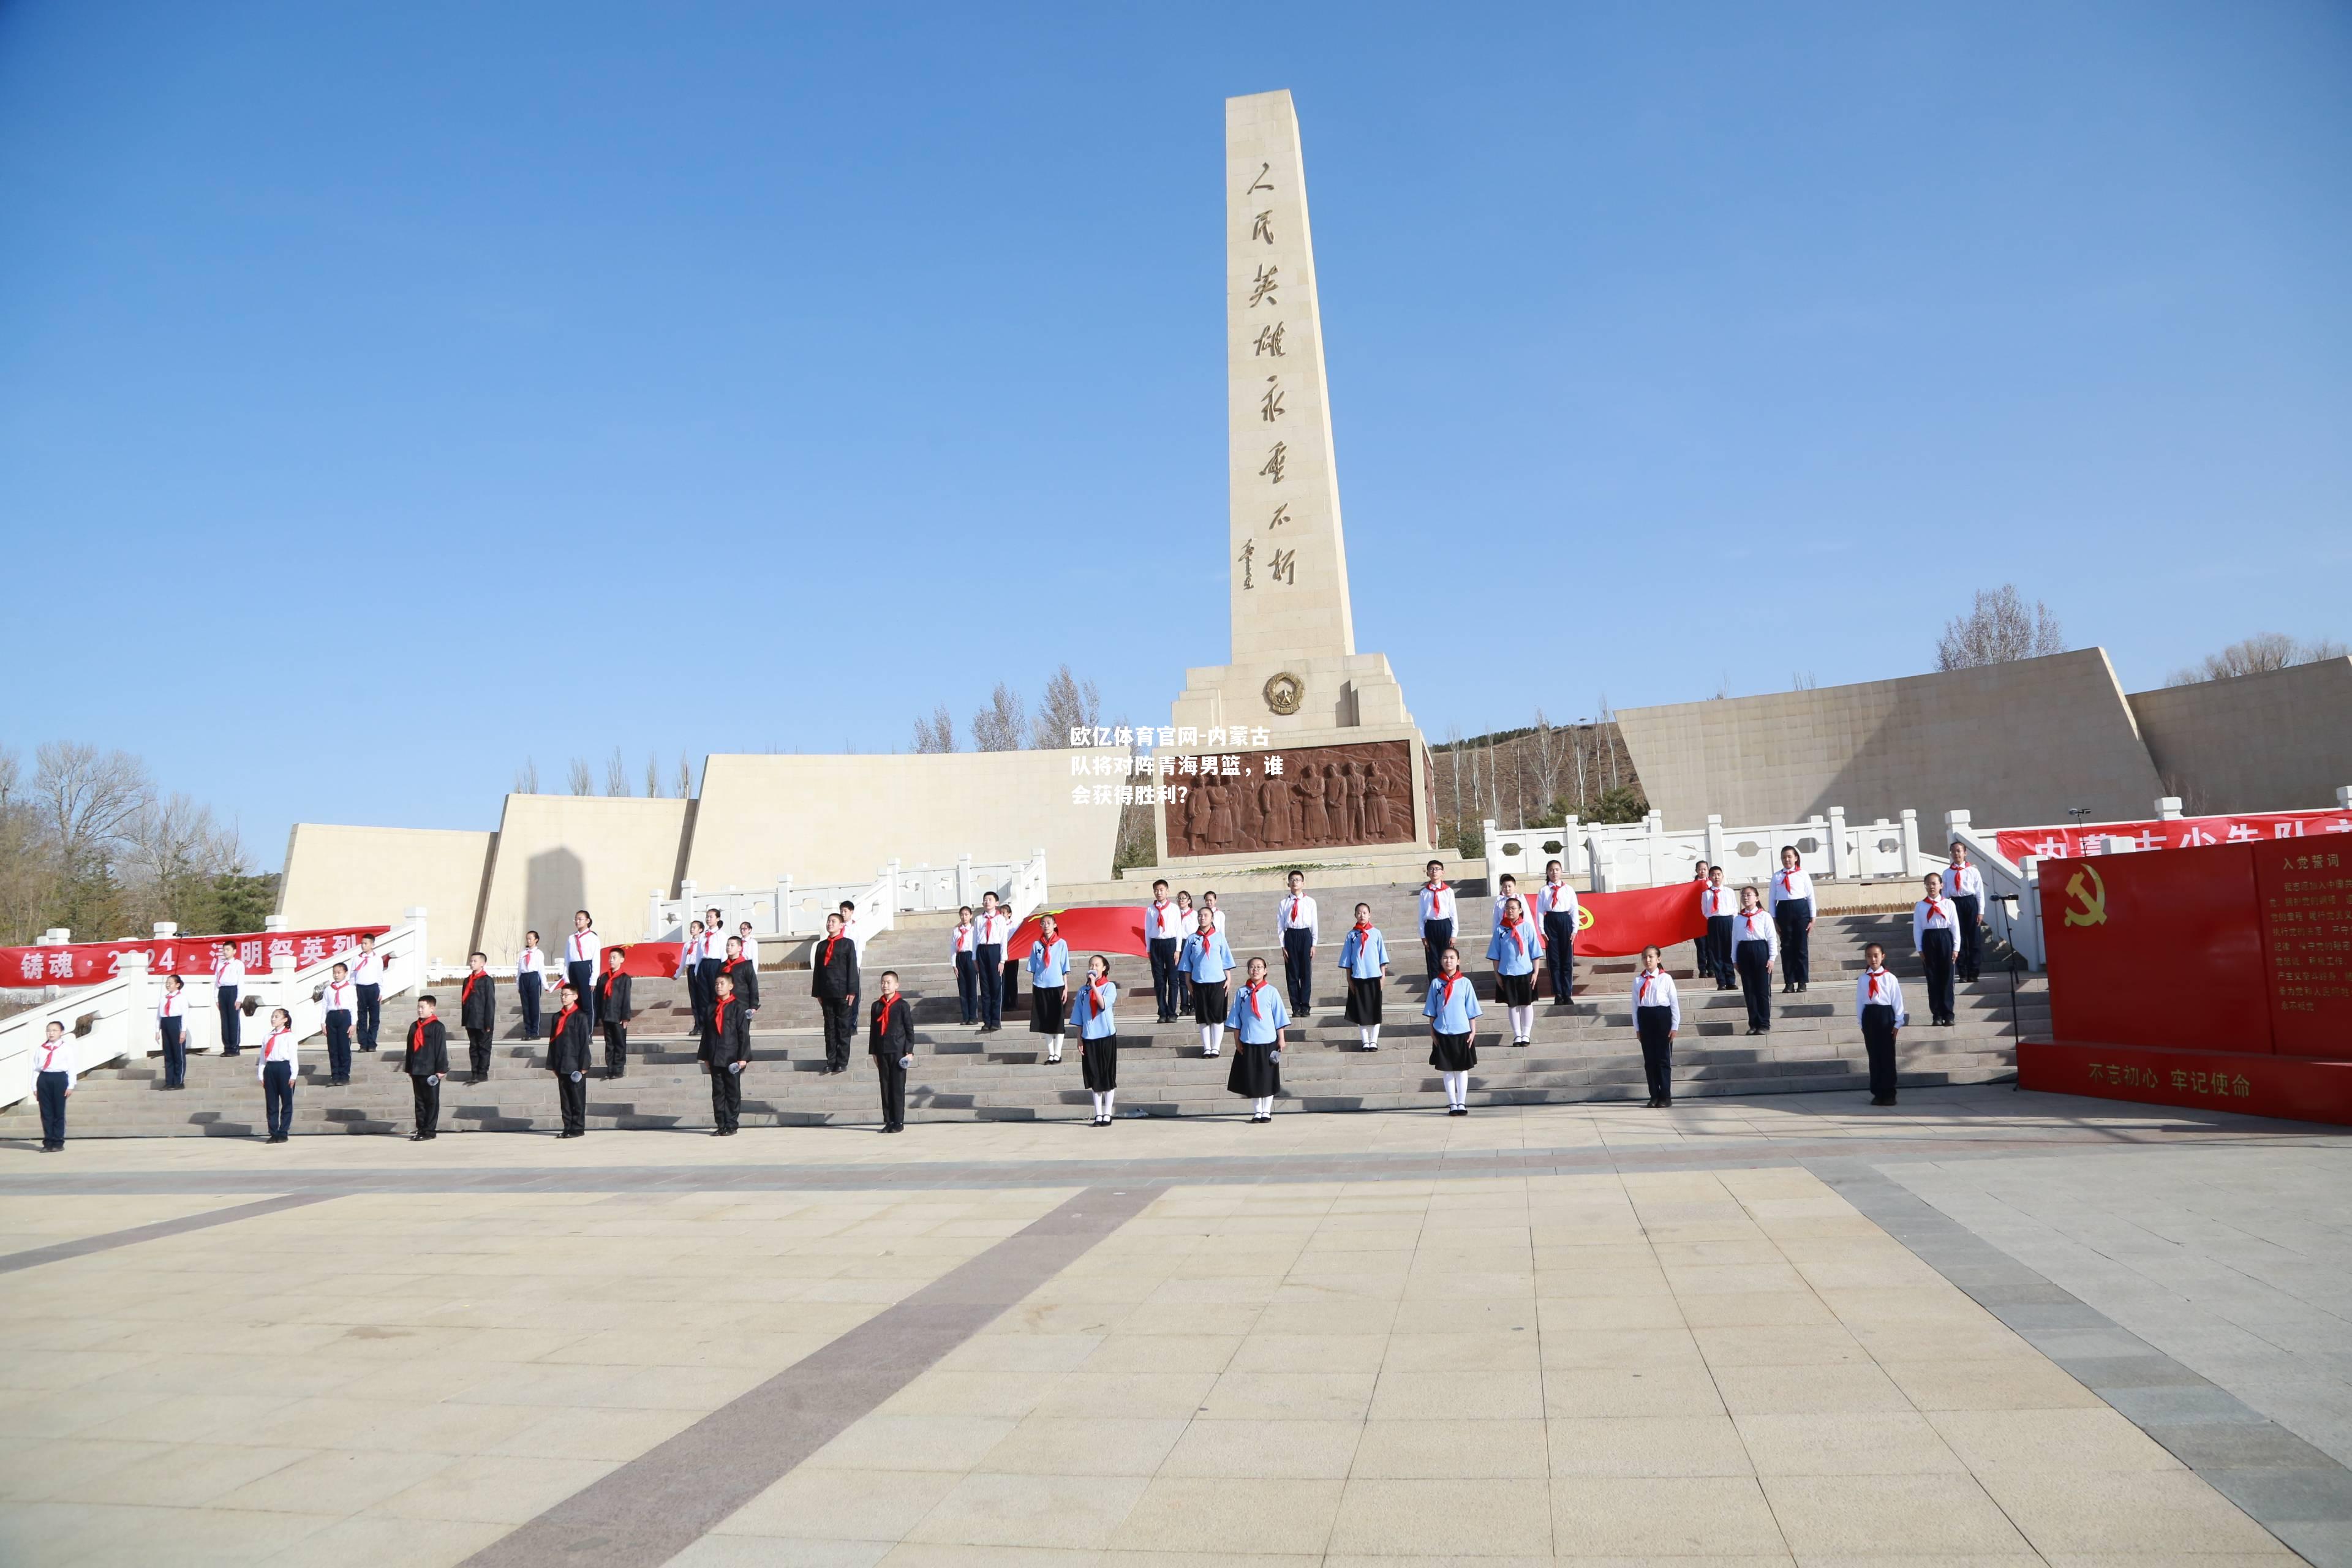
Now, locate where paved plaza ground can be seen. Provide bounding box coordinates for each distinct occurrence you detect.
[2,1088,2348,1567]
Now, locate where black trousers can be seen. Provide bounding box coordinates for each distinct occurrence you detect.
[556,1070,587,1134]
[1148,937,1179,1021]
[820,997,858,1069]
[325,1012,353,1082]
[601,1021,628,1076]
[516,971,543,1036]
[1953,893,1983,980]
[1421,918,1454,980]
[875,1052,906,1130]
[954,952,979,1023]
[1862,1002,1899,1098]
[1774,899,1812,987]
[1543,912,1577,1001]
[1282,928,1314,1014]
[1635,1005,1674,1104]
[159,1017,187,1088]
[568,962,596,1030]
[1705,916,1735,987]
[411,1074,439,1137]
[685,966,710,1035]
[467,1027,492,1077]
[1735,941,1773,1031]
[36,1069,67,1147]
[975,945,1004,1028]
[355,983,382,1050]
[262,1059,293,1137]
[710,1062,742,1132]
[1921,928,1956,1023]
[218,986,241,1052]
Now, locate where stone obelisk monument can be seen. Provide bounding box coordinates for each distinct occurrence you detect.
[1157,90,1435,867]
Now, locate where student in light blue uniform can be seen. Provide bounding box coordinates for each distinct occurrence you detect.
[1424,945,1483,1115]
[1180,910,1237,1057]
[1486,895,1543,1047]
[1025,914,1071,1065]
[1072,954,1120,1126]
[1224,955,1290,1121]
[1338,902,1390,1050]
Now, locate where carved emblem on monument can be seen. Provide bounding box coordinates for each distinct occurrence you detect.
[1169,739,1412,858]
[1262,671,1305,716]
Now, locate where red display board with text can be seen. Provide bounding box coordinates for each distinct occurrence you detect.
[2254,842,2352,1056]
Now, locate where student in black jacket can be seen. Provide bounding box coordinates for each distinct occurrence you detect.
[705,973,752,1136]
[403,996,451,1141]
[870,970,914,1133]
[459,952,497,1082]
[547,982,591,1138]
[811,912,860,1074]
[596,957,633,1079]
[720,935,760,1012]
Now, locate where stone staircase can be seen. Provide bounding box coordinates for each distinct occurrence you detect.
[3,884,2039,1139]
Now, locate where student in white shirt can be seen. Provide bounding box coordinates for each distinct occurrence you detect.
[1688,861,1713,982]
[1912,873,1962,1027]
[973,891,1012,1033]
[1338,902,1389,1050]
[736,921,761,968]
[213,941,246,1055]
[32,1020,72,1151]
[1768,848,1815,994]
[566,911,600,1032]
[1630,944,1681,1109]
[950,906,982,1026]
[257,1007,298,1143]
[1947,842,1988,982]
[1537,859,1580,1005]
[696,907,727,1033]
[1698,866,1738,991]
[319,962,356,1086]
[1731,886,1779,1036]
[516,932,546,1037]
[1145,878,1185,1023]
[347,932,386,1053]
[1276,871,1320,1018]
[1855,940,1907,1105]
[682,919,711,1035]
[1417,860,1457,980]
[1172,892,1197,1014]
[156,973,190,1090]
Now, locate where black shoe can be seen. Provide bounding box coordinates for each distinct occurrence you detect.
[1870,1094,1896,1106]
[408,1133,427,1142]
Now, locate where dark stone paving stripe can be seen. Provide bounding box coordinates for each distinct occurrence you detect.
[0,1193,334,1274]
[459,1182,1157,1568]
[1806,1156,2352,1568]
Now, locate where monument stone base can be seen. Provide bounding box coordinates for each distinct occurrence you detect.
[1152,719,1437,869]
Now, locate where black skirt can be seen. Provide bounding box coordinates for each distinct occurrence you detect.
[1226,1039,1281,1098]
[1429,1030,1478,1071]
[1192,979,1228,1025]
[1494,970,1536,1006]
[1344,976,1383,1025]
[1030,984,1065,1035]
[1080,1035,1118,1091]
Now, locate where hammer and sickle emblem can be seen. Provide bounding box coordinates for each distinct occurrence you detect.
[2062,864,2108,927]
[1575,905,1596,933]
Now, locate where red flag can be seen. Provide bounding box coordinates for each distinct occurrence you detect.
[1572,883,1707,959]
[603,942,687,979]
[1001,907,1150,962]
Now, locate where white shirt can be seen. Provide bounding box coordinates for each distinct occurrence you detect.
[976,910,1012,946]
[1732,908,1780,959]
[1276,893,1319,944]
[1631,969,1681,1029]
[1145,900,1186,942]
[34,1033,71,1074]
[1913,897,1963,952]
[1947,863,1986,901]
[345,948,383,986]
[1537,881,1580,922]
[213,956,244,989]
[517,946,543,980]
[1699,884,1736,919]
[567,930,598,965]
[257,1027,298,1078]
[1856,966,1909,1025]
[1768,867,1815,911]
[951,922,978,957]
[684,930,708,965]
[1199,906,1229,940]
[1417,883,1455,924]
[738,934,760,965]
[321,979,355,1015]
[157,990,186,1022]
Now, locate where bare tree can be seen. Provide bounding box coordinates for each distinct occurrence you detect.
[567,758,594,796]
[514,758,541,794]
[32,742,152,868]
[911,704,957,754]
[121,794,245,929]
[644,755,662,797]
[605,747,630,796]
[1528,709,1562,817]
[1031,665,1102,749]
[2166,633,2350,686]
[971,683,1028,753]
[1936,584,2065,671]
[674,752,695,799]
[1791,671,1817,691]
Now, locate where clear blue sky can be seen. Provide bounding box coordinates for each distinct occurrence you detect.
[4,1,2346,869]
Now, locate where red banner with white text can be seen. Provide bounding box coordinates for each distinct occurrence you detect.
[1997,807,2352,864]
[1,925,392,989]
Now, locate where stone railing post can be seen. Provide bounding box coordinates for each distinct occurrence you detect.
[1704,815,1727,873]
[2156,796,2184,821]
[1826,807,1850,881]
[1560,815,1582,884]
[404,907,429,986]
[956,854,974,911]
[1899,809,1922,878]
[114,951,151,1072]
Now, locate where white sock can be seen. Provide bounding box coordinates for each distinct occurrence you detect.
[1445,1071,1468,1107]
[1254,1096,1272,1117]
[1357,1026,1371,1048]
[1511,1005,1533,1040]
[1368,1023,1381,1047]
[1200,1025,1215,1054]
[1210,1023,1226,1052]
[1103,1088,1115,1115]
[1090,1091,1104,1118]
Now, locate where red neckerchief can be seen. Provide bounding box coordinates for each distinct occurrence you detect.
[1438,970,1460,1008]
[875,992,899,1034]
[1781,868,1800,894]
[1925,897,1946,924]
[821,935,841,966]
[1744,910,1767,936]
[1287,896,1302,924]
[462,971,483,1003]
[410,1019,431,1052]
[956,924,972,951]
[1245,979,1266,1017]
[1867,967,1891,1004]
[160,990,181,1016]
[1085,975,1110,1016]
[1638,971,1661,1006]
[264,1029,290,1060]
[549,1004,576,1042]
[723,957,744,977]
[1545,881,1566,908]
[1351,919,1372,945]
[1501,915,1527,955]
[713,997,733,1034]
[38,1036,64,1070]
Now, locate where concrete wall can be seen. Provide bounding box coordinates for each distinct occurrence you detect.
[473,794,694,959]
[2128,657,2352,814]
[1618,649,2165,834]
[275,824,495,971]
[684,750,1119,892]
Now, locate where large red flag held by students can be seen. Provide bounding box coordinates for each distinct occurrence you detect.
[1001,908,1151,962]
[603,942,688,979]
[1572,883,1708,959]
